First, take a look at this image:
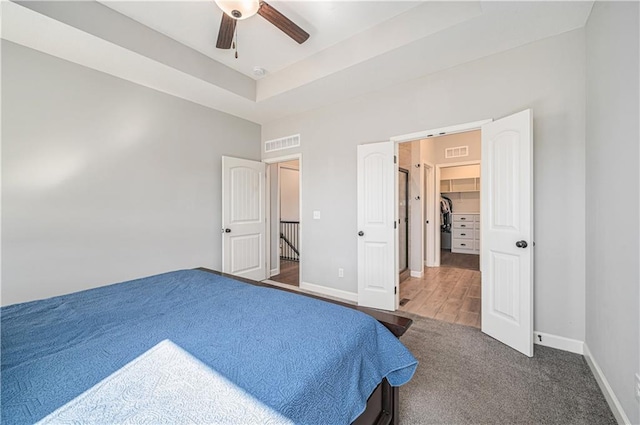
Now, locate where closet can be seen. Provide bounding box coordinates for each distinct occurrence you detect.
[440,164,480,256]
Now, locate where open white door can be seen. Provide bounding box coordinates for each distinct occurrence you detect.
[357,142,397,311]
[481,109,534,357]
[222,156,267,281]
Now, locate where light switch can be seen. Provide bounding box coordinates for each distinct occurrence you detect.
[313,210,321,220]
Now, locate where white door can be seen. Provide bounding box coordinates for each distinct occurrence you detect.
[481,109,534,357]
[357,142,397,311]
[221,156,267,281]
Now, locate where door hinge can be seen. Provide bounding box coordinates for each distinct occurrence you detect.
[394,155,397,164]
[395,287,397,294]
[394,221,397,229]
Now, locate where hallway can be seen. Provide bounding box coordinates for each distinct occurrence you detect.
[270,260,299,286]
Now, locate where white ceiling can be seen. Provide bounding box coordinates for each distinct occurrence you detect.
[2,1,594,124]
[99,0,424,79]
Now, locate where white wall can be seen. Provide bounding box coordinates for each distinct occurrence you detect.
[1,41,261,305]
[262,29,587,342]
[585,2,640,423]
[279,163,300,222]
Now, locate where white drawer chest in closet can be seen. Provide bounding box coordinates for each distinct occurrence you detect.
[451,213,480,255]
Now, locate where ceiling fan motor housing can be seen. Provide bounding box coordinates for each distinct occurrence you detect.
[215,0,310,49]
[215,0,260,20]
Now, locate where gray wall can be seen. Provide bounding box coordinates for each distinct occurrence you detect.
[1,41,260,305]
[585,2,640,423]
[263,29,587,342]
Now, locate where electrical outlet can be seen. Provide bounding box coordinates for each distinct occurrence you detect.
[338,268,344,278]
[635,373,640,402]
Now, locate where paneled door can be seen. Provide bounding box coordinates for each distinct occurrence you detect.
[481,109,534,357]
[222,156,267,281]
[357,142,397,311]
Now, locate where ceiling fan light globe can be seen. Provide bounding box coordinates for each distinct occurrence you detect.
[215,0,260,20]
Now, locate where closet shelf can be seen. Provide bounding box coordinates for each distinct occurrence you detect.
[440,177,480,193]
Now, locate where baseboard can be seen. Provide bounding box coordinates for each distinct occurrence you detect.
[410,270,423,278]
[270,267,280,277]
[300,281,358,303]
[583,344,631,425]
[533,331,584,355]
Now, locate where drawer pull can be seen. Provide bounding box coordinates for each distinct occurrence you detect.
[461,243,466,246]
[461,233,466,236]
[461,224,466,228]
[461,218,466,220]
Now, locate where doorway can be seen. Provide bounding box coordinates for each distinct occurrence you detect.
[265,157,301,287]
[397,132,482,329]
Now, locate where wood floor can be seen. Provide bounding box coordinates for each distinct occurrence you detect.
[399,265,481,328]
[270,260,299,286]
[271,254,480,328]
[440,249,480,271]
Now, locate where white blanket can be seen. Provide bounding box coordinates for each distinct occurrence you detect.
[38,340,294,424]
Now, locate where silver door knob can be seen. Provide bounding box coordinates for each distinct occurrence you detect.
[515,240,528,248]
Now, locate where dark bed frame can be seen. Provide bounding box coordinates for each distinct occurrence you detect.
[196,268,413,425]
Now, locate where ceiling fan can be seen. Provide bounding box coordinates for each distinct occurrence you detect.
[214,0,310,49]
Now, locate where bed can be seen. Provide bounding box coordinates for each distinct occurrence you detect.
[1,268,417,424]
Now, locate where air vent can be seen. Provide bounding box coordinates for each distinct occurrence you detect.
[265,134,300,153]
[445,146,469,159]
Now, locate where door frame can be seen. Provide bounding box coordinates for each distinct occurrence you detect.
[264,153,302,284]
[435,159,481,267]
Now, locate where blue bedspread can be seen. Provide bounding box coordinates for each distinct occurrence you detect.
[1,270,417,424]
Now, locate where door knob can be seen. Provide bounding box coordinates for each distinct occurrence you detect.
[515,240,528,248]
[224,228,231,233]
[358,231,364,236]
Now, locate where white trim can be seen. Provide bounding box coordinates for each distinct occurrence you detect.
[423,162,436,268]
[410,270,423,278]
[270,267,280,277]
[390,119,492,143]
[583,344,632,425]
[300,281,358,303]
[263,153,301,164]
[533,331,584,355]
[437,159,481,168]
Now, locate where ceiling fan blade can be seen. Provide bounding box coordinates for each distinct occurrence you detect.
[216,13,236,49]
[258,1,309,44]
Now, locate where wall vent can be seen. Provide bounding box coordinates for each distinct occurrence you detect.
[445,146,469,159]
[265,134,300,153]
